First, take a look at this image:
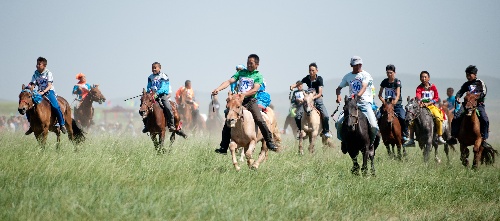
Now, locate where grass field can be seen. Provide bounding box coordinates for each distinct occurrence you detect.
[0,131,499,220]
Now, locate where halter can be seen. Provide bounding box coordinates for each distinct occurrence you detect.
[19,89,35,108]
[347,104,360,126]
[405,102,421,124]
[140,93,156,115]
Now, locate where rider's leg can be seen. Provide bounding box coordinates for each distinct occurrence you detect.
[403,122,415,147]
[294,105,304,139]
[395,105,408,139]
[477,104,491,147]
[215,109,230,154]
[159,95,175,130]
[314,98,332,137]
[46,90,66,134]
[244,98,277,150]
[428,105,446,144]
[358,101,379,146]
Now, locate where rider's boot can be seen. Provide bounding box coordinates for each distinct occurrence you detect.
[436,136,446,144]
[403,127,415,147]
[482,139,493,148]
[60,125,67,134]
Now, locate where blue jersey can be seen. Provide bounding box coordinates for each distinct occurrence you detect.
[147,72,170,95]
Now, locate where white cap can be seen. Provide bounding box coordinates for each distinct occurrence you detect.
[350,56,363,66]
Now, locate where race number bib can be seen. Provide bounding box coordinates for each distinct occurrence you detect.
[349,79,362,95]
[294,91,304,99]
[385,88,396,99]
[468,85,478,94]
[36,76,49,91]
[421,91,434,99]
[238,77,255,93]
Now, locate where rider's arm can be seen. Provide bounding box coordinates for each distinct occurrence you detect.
[212,78,236,95]
[72,85,79,95]
[314,86,323,100]
[394,87,401,105]
[357,82,368,97]
[431,84,439,104]
[335,87,343,103]
[40,82,52,94]
[242,82,260,98]
[378,86,385,103]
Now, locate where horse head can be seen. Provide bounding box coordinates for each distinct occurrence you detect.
[18,84,35,115]
[139,88,155,119]
[88,84,106,104]
[344,94,360,132]
[303,90,316,116]
[225,93,244,128]
[381,99,396,124]
[405,96,420,123]
[463,93,479,117]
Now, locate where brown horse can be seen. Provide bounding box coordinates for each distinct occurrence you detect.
[18,84,85,148]
[298,91,333,155]
[178,100,206,132]
[74,85,106,129]
[139,89,186,153]
[378,101,405,160]
[458,93,497,168]
[225,94,277,171]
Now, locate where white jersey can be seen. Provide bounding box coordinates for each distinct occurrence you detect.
[31,69,55,92]
[338,70,374,103]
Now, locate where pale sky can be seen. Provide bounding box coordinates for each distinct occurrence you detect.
[1,0,499,105]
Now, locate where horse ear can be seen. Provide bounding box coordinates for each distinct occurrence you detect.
[21,84,25,90]
[407,96,410,102]
[142,88,146,94]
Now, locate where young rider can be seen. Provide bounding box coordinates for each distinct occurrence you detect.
[72,73,92,106]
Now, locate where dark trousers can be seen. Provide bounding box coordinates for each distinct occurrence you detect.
[220,97,274,149]
[158,94,175,127]
[294,98,330,133]
[451,103,489,139]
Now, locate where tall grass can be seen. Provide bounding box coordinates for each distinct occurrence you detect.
[1,131,499,220]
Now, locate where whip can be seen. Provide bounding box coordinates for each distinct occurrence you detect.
[124,94,142,101]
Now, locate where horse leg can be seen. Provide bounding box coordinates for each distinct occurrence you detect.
[308,133,316,154]
[246,140,256,168]
[159,130,166,154]
[361,149,369,176]
[253,141,268,169]
[151,133,159,152]
[169,132,176,146]
[396,144,402,161]
[460,144,470,167]
[423,142,431,163]
[444,143,450,164]
[229,142,240,171]
[369,147,376,176]
[472,139,483,170]
[385,144,392,159]
[298,132,304,155]
[350,152,360,175]
[434,143,441,163]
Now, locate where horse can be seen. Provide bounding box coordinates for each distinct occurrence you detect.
[282,114,298,137]
[17,84,85,149]
[225,94,278,171]
[139,89,187,154]
[206,94,224,132]
[458,93,497,168]
[298,90,334,155]
[73,85,106,129]
[341,95,376,176]
[178,99,206,132]
[439,101,456,155]
[405,97,451,163]
[378,100,405,160]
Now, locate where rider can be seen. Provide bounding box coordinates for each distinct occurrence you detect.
[176,80,200,115]
[72,73,92,106]
[378,64,408,141]
[404,71,446,146]
[335,56,379,149]
[289,80,306,139]
[448,65,490,148]
[289,63,333,138]
[25,57,67,135]
[446,87,460,114]
[142,62,175,133]
[213,54,278,154]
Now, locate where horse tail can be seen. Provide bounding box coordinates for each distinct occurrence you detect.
[481,145,498,165]
[71,119,86,144]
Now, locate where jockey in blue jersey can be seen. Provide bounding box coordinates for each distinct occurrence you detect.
[25,57,67,135]
[142,62,175,133]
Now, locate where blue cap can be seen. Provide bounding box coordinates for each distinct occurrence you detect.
[236,64,246,70]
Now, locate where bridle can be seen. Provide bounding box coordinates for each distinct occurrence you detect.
[405,102,421,123]
[140,93,156,116]
[346,100,360,126]
[19,90,35,109]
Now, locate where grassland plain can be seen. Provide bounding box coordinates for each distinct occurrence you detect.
[0,131,499,221]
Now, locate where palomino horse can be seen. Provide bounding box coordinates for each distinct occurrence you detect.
[225,94,276,171]
[341,95,376,176]
[298,90,333,155]
[74,85,106,129]
[139,89,186,154]
[18,84,85,148]
[458,93,497,168]
[405,97,451,163]
[206,94,223,132]
[378,101,405,160]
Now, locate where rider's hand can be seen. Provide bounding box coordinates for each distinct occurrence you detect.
[211,89,219,96]
[336,95,341,103]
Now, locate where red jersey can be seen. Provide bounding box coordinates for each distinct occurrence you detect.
[416,83,439,103]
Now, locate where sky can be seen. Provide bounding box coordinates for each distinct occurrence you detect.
[1,0,499,106]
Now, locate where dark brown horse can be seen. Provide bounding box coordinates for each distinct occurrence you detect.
[74,85,106,129]
[18,84,85,148]
[178,100,206,132]
[139,89,186,153]
[378,101,405,160]
[458,93,497,168]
